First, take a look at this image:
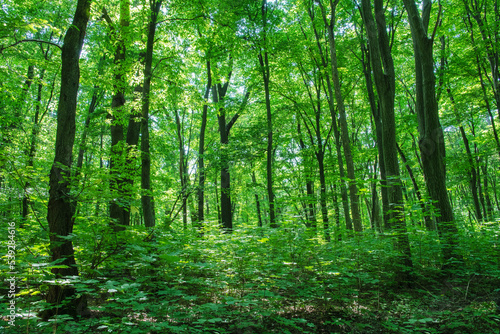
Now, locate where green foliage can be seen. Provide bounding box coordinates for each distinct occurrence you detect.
[1,220,500,333]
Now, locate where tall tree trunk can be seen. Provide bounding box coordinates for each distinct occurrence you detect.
[197,60,211,228]
[460,124,482,222]
[212,65,250,231]
[213,79,233,230]
[141,0,162,228]
[359,38,390,229]
[260,0,276,228]
[306,2,351,231]
[42,0,91,320]
[21,65,36,226]
[317,0,362,232]
[402,0,463,266]
[103,1,136,230]
[297,121,317,229]
[174,108,188,229]
[361,0,413,282]
[462,0,500,120]
[251,170,263,228]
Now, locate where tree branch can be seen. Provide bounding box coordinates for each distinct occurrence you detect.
[1,39,62,53]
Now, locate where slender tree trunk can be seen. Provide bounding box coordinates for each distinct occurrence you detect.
[213,80,233,230]
[174,109,188,229]
[317,0,362,232]
[197,60,211,228]
[361,0,412,282]
[141,0,162,228]
[251,170,263,227]
[297,121,317,229]
[42,0,91,320]
[396,143,434,230]
[307,3,352,231]
[260,0,276,228]
[317,151,330,241]
[463,0,500,119]
[359,39,390,229]
[403,0,462,266]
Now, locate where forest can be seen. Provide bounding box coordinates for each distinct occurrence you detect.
[1,0,500,332]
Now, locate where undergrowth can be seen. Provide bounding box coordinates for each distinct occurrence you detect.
[2,218,500,333]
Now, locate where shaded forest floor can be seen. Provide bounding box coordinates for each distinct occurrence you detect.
[2,220,500,333]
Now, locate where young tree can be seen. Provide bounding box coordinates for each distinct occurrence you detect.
[259,0,277,228]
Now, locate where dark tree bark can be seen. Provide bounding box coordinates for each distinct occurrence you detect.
[260,0,276,228]
[197,60,212,228]
[297,121,317,229]
[42,0,91,320]
[316,0,362,232]
[402,0,463,266]
[296,62,332,241]
[103,3,142,230]
[141,0,162,228]
[213,78,233,230]
[251,170,263,228]
[361,0,413,282]
[359,36,390,229]
[464,12,500,160]
[174,108,189,229]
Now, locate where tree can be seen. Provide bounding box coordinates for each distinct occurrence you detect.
[259,0,277,228]
[141,0,163,228]
[402,0,463,266]
[360,0,413,281]
[316,0,362,232]
[197,60,212,228]
[41,0,91,319]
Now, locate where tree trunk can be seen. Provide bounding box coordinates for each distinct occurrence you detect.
[174,108,188,230]
[317,0,362,232]
[197,60,211,229]
[402,0,462,266]
[260,0,276,228]
[141,0,162,228]
[42,0,91,320]
[396,143,434,230]
[359,38,390,229]
[307,3,351,231]
[297,121,317,229]
[251,170,263,227]
[361,0,412,282]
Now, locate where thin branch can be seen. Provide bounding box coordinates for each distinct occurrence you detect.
[1,39,62,53]
[431,4,443,42]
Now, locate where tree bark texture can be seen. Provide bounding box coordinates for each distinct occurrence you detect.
[141,0,162,228]
[43,0,91,320]
[361,0,413,281]
[402,0,462,266]
[317,0,362,232]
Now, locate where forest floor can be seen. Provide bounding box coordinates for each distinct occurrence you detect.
[2,222,500,333]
